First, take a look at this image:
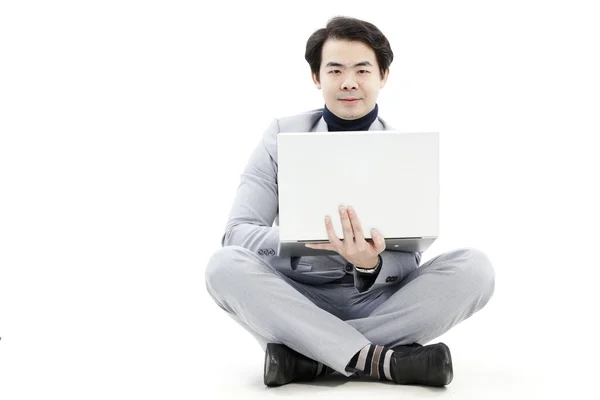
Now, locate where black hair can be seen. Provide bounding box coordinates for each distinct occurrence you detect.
[305,16,393,82]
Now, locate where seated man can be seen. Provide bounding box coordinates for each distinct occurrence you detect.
[205,16,495,387]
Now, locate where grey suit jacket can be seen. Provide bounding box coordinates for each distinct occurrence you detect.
[221,108,422,293]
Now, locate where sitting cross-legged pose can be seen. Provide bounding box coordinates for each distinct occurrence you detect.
[205,16,495,388]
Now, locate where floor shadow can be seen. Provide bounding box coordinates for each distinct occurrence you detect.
[291,372,450,392]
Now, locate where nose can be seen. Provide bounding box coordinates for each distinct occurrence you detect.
[341,74,358,91]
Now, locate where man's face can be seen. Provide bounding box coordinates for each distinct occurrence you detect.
[313,39,389,120]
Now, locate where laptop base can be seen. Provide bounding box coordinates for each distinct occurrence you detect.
[278,237,437,257]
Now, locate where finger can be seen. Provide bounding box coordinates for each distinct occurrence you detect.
[371,229,387,253]
[347,206,365,243]
[339,206,354,242]
[325,215,343,248]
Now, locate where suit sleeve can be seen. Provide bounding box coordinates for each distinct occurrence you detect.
[220,119,300,272]
[353,251,422,293]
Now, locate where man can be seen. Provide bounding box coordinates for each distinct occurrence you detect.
[205,16,495,388]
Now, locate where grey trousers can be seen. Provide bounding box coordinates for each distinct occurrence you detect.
[205,246,495,376]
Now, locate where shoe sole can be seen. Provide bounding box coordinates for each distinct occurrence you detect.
[264,343,283,387]
[437,343,453,386]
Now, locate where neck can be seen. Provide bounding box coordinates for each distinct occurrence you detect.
[322,104,379,132]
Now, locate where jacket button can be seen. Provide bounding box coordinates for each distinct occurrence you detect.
[345,263,353,273]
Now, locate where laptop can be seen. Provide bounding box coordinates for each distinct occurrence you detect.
[276,130,439,257]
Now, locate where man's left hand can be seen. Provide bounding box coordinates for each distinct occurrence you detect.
[305,205,386,269]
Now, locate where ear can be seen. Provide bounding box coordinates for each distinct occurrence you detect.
[312,73,321,89]
[380,68,390,89]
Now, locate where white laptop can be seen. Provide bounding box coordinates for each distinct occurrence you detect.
[276,130,439,257]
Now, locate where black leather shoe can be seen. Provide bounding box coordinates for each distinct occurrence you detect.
[390,342,453,386]
[264,343,318,387]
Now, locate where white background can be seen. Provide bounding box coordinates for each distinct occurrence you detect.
[1,1,599,399]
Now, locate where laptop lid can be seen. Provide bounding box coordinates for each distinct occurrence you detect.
[277,130,439,257]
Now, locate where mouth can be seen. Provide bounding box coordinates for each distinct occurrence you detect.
[340,98,361,103]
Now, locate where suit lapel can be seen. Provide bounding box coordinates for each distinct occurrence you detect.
[312,117,328,132]
[369,117,385,131]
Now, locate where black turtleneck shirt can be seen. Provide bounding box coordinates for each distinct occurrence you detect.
[322,103,379,132]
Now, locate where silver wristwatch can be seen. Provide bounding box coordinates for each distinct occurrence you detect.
[354,255,382,274]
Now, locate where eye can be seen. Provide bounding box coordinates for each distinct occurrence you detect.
[358,70,370,74]
[328,70,341,74]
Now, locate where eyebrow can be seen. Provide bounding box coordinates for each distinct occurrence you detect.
[324,61,373,68]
